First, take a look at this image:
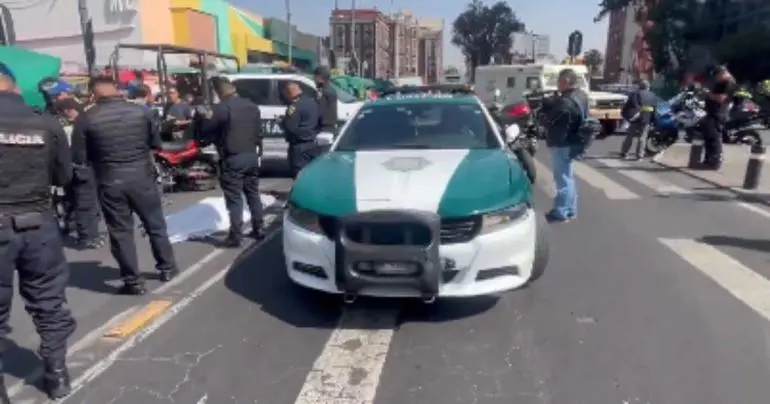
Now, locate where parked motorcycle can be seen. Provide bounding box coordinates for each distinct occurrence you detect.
[502,123,537,184]
[647,91,763,155]
[154,140,219,192]
[487,92,539,155]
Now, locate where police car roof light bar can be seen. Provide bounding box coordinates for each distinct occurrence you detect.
[378,84,474,98]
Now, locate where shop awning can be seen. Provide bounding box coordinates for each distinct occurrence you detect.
[0,47,61,109]
[229,7,273,56]
[270,41,317,64]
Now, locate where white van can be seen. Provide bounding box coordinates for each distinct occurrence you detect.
[221,72,365,163]
[475,64,627,134]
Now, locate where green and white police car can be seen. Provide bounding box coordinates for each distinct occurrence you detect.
[283,86,549,302]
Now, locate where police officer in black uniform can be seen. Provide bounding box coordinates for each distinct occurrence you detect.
[313,66,338,133]
[52,97,104,248]
[701,65,736,169]
[71,76,178,295]
[0,64,76,401]
[202,79,265,247]
[281,81,321,178]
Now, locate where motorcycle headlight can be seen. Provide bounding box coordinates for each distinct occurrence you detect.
[287,203,323,234]
[480,203,530,234]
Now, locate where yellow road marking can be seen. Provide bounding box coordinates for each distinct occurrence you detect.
[103,300,172,339]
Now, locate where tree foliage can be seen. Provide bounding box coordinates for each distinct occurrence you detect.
[452,0,525,80]
[715,26,770,82]
[583,49,604,75]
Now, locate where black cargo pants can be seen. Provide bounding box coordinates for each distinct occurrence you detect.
[0,212,76,362]
[98,178,177,284]
[219,153,263,235]
[701,115,724,166]
[288,141,319,179]
[68,167,100,241]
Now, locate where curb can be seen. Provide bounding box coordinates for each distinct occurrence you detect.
[652,149,770,207]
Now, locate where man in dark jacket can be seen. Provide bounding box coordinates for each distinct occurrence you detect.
[541,68,588,223]
[71,76,178,295]
[0,64,76,400]
[313,66,338,133]
[202,79,265,247]
[53,98,103,248]
[281,81,321,178]
[701,65,735,169]
[620,79,657,160]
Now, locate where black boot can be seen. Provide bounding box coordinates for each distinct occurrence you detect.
[118,282,147,295]
[42,359,71,400]
[159,268,179,282]
[0,375,10,404]
[222,230,242,248]
[248,221,266,240]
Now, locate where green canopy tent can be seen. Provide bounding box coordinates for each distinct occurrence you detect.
[0,47,62,109]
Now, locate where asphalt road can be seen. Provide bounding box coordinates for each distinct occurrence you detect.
[11,140,770,403]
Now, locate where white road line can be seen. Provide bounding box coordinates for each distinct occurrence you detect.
[737,201,770,221]
[9,210,283,400]
[594,158,690,195]
[293,307,399,404]
[659,238,770,322]
[573,161,638,199]
[532,158,555,197]
[58,229,283,402]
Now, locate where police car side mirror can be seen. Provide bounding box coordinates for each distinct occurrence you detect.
[316,132,334,146]
[504,124,521,144]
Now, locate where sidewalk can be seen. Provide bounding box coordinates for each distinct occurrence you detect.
[654,143,770,204]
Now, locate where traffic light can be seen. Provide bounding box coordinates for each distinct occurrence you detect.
[567,30,583,57]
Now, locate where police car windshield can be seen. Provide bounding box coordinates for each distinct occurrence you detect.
[335,101,500,151]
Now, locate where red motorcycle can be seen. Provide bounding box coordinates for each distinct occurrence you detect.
[154,140,219,192]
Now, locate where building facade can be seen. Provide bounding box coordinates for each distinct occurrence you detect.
[417,19,443,84]
[604,6,641,83]
[329,9,391,78]
[391,10,419,77]
[3,0,176,68]
[265,17,318,69]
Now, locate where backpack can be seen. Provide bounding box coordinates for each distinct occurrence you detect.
[566,91,601,151]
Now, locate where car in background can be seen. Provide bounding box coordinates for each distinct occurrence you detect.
[221,72,365,167]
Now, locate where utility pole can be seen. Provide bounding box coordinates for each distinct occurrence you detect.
[351,0,359,76]
[286,0,293,64]
[77,0,96,76]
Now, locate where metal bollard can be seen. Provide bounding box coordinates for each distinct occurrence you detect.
[742,144,766,190]
[687,137,705,168]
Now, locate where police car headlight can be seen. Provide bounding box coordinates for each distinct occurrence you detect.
[287,202,323,234]
[480,203,529,234]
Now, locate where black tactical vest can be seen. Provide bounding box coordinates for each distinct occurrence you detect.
[0,116,52,212]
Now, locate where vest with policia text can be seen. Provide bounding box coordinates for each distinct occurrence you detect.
[0,115,52,211]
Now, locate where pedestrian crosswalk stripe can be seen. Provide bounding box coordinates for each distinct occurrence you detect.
[293,307,398,404]
[659,238,770,322]
[573,161,638,199]
[594,158,690,195]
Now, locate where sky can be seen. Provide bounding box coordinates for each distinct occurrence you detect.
[230,0,609,70]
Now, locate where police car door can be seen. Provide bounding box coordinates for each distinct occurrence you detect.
[231,77,285,159]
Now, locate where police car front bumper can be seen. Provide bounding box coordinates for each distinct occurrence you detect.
[282,208,537,298]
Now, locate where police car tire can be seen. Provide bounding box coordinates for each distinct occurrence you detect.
[527,213,549,285]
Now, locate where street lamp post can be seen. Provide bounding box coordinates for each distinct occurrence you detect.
[286,0,293,64]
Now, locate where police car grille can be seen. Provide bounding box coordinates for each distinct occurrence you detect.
[440,217,481,244]
[344,222,432,246]
[318,216,340,239]
[595,100,624,109]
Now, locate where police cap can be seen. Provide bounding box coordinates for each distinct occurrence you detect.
[313,66,331,80]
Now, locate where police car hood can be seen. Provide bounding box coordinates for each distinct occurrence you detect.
[290,149,531,218]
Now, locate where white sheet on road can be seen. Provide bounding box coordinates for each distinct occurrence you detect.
[165,194,278,243]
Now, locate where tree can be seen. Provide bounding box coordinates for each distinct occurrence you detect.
[583,49,604,76]
[452,0,525,81]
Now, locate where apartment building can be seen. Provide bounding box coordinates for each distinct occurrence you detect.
[329,9,392,78]
[604,6,640,83]
[391,10,419,77]
[417,19,443,84]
